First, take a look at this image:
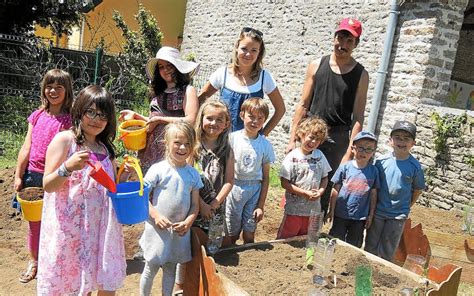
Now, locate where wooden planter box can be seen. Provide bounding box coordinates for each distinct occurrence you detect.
[183,228,462,295]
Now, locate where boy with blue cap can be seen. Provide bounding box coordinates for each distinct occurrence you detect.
[328,131,380,248]
[364,120,425,261]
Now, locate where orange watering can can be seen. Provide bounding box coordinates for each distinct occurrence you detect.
[86,161,117,193]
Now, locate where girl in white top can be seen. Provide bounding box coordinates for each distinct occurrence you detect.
[199,27,286,135]
[139,121,203,296]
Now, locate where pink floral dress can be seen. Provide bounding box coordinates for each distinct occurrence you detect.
[37,140,126,295]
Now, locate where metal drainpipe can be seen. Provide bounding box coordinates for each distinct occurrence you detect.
[367,0,401,133]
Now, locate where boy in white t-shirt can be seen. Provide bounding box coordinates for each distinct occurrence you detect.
[277,116,332,239]
[225,98,275,245]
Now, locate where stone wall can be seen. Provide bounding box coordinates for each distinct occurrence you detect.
[452,0,474,84]
[182,0,391,161]
[414,106,473,211]
[182,0,472,210]
[374,0,468,153]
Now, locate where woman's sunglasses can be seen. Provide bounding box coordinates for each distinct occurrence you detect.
[242,27,263,37]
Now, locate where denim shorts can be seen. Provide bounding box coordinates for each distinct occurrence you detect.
[225,180,261,236]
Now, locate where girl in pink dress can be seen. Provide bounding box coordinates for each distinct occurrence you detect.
[38,85,129,295]
[119,46,200,173]
[14,69,73,283]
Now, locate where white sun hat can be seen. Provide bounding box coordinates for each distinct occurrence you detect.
[145,46,199,80]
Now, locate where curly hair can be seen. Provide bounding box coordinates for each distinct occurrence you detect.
[296,116,328,143]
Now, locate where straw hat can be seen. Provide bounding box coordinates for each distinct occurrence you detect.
[145,46,199,80]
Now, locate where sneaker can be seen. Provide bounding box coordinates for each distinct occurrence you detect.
[133,249,144,261]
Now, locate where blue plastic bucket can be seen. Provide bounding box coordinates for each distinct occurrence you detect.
[108,181,150,224]
[108,156,150,224]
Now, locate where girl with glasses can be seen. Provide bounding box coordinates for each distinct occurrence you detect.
[38,85,132,295]
[198,27,285,135]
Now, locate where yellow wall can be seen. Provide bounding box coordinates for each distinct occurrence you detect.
[82,0,187,54]
[34,25,68,47]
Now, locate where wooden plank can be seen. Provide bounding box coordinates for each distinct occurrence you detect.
[200,245,225,295]
[429,256,474,284]
[425,230,474,250]
[426,265,462,296]
[183,228,203,296]
[430,245,473,262]
[219,273,250,296]
[421,230,474,264]
[393,218,431,266]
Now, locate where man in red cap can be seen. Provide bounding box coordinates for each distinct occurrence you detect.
[286,18,369,217]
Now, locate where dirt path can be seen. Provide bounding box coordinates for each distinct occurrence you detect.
[0,167,469,295]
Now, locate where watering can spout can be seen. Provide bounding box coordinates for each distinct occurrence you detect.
[87,161,117,193]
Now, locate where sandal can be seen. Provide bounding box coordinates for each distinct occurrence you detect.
[19,261,37,283]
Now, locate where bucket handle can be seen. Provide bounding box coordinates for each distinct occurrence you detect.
[116,156,145,196]
[118,132,129,141]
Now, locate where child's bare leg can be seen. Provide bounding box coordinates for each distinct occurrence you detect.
[221,236,233,247]
[242,231,255,244]
[229,234,240,245]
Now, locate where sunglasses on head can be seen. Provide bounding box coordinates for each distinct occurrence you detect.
[242,27,263,37]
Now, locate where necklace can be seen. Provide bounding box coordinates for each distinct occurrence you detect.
[165,87,178,94]
[83,141,102,154]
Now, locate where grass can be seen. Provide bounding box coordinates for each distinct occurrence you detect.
[458,281,474,294]
[269,166,281,188]
[0,130,24,169]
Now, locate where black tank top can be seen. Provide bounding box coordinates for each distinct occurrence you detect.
[309,55,364,127]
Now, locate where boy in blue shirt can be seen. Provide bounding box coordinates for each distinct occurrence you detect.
[327,131,380,248]
[364,121,425,261]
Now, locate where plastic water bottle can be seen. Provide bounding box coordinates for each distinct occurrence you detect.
[307,208,323,248]
[355,264,373,296]
[206,213,224,255]
[312,238,336,286]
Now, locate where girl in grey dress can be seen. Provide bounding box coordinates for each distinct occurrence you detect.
[139,122,203,296]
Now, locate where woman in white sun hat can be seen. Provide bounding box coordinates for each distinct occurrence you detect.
[119,46,200,173]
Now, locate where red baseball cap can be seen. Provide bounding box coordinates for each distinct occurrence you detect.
[335,18,362,38]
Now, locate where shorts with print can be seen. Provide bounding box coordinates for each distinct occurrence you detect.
[225,180,261,236]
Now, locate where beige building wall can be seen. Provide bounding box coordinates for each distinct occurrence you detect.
[82,0,187,53]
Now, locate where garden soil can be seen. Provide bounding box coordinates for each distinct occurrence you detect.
[0,167,467,295]
[214,239,432,295]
